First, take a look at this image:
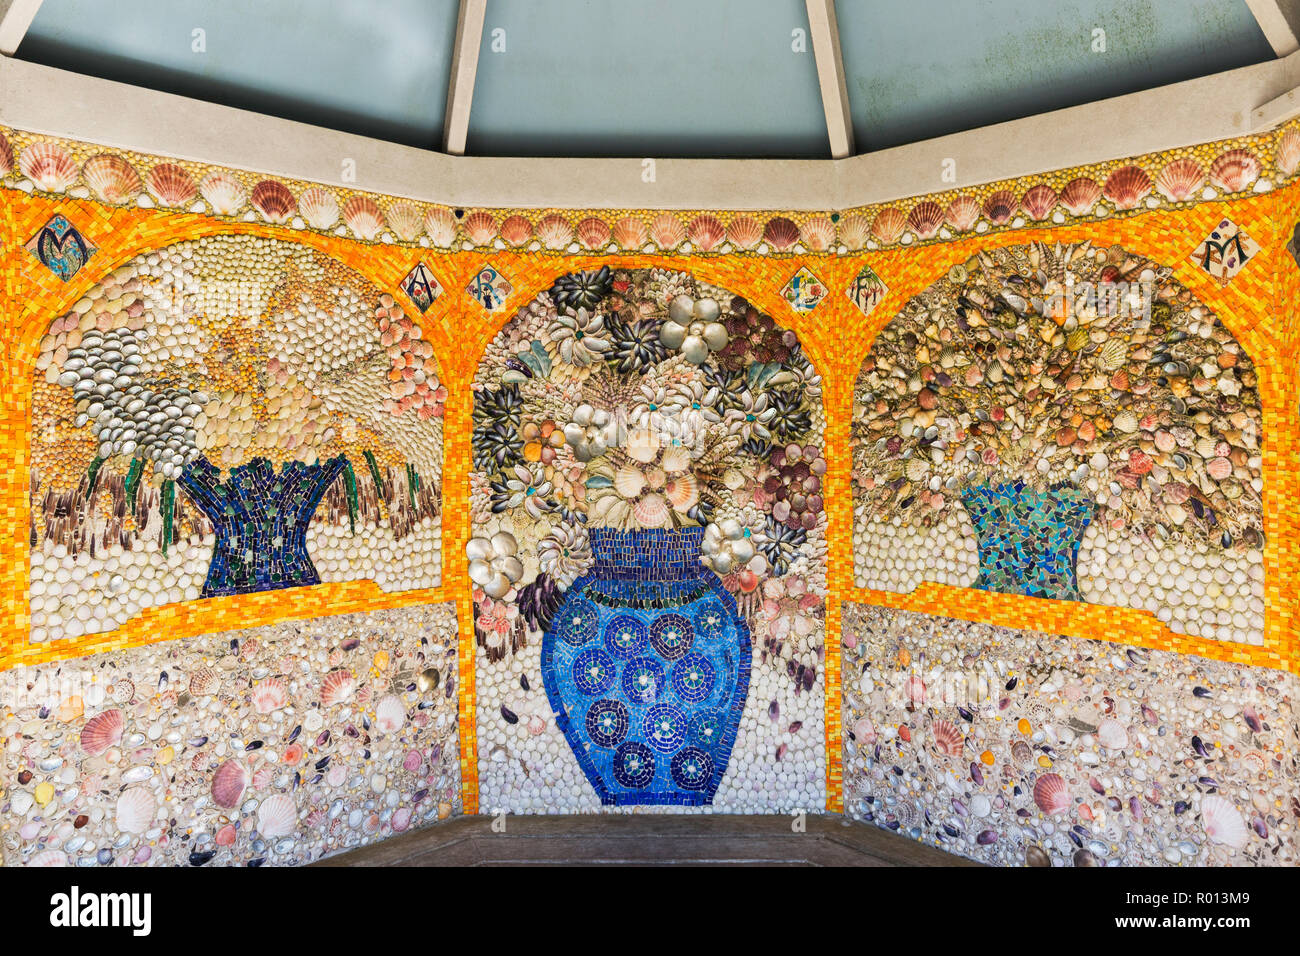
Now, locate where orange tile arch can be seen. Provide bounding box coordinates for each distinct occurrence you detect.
[3,181,1299,816]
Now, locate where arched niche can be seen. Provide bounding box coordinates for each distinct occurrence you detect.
[850,240,1263,644]
[468,265,828,811]
[28,234,445,643]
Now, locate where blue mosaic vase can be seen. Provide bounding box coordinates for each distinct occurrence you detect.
[541,527,751,806]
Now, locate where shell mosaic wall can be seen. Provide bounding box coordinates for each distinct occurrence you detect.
[0,117,1298,864]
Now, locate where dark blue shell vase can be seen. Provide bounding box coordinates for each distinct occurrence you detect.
[541,527,751,806]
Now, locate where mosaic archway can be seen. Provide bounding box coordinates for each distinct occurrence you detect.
[470,266,828,810]
[28,234,445,643]
[850,240,1263,644]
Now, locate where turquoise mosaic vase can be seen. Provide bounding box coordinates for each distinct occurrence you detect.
[541,527,751,806]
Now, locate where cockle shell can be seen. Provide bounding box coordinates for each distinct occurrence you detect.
[499,214,534,246]
[19,143,78,192]
[687,214,726,251]
[81,154,143,204]
[649,213,686,249]
[799,215,835,250]
[1033,773,1071,815]
[385,201,424,241]
[115,788,156,833]
[298,187,339,228]
[536,213,574,249]
[1155,158,1205,201]
[906,201,944,239]
[576,216,611,249]
[633,492,670,527]
[212,759,249,809]
[342,195,384,240]
[80,708,124,755]
[144,162,198,207]
[611,216,647,249]
[930,719,963,757]
[462,210,498,245]
[982,189,1017,225]
[1208,148,1260,192]
[251,677,287,713]
[250,179,296,223]
[871,207,906,243]
[1097,718,1128,749]
[424,206,457,246]
[1276,127,1300,176]
[1059,177,1101,215]
[375,694,406,733]
[763,216,800,251]
[320,669,357,706]
[837,214,871,249]
[726,215,764,249]
[1201,794,1248,848]
[188,666,219,696]
[199,171,248,215]
[1019,184,1057,220]
[1102,165,1151,209]
[256,793,297,838]
[944,195,981,231]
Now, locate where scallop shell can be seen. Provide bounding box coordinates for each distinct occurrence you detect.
[200,170,248,215]
[611,216,647,249]
[211,759,249,809]
[1208,148,1260,192]
[1019,184,1057,220]
[649,213,686,249]
[664,472,699,511]
[1113,409,1139,434]
[251,677,287,713]
[1207,456,1232,480]
[81,154,143,204]
[375,694,406,734]
[247,179,295,223]
[144,162,198,207]
[871,207,906,243]
[1201,794,1248,848]
[687,214,725,252]
[905,201,944,239]
[633,492,670,528]
[26,850,69,867]
[1097,337,1128,371]
[576,216,611,249]
[726,215,764,249]
[944,195,981,231]
[115,787,156,834]
[536,213,574,250]
[1102,165,1152,210]
[298,187,339,229]
[660,444,691,473]
[982,189,1017,225]
[80,708,124,755]
[320,668,357,706]
[188,666,219,696]
[499,214,534,246]
[929,719,963,757]
[1155,158,1205,201]
[462,210,498,245]
[762,216,800,251]
[799,215,835,251]
[1276,127,1300,176]
[343,195,384,240]
[1059,177,1102,215]
[423,206,457,246]
[0,131,13,176]
[837,214,871,249]
[386,201,424,241]
[1032,773,1071,815]
[614,466,647,499]
[19,142,78,192]
[256,793,297,838]
[1097,718,1128,749]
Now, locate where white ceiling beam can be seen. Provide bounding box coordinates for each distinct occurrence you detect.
[442,0,487,156]
[805,0,854,158]
[1244,0,1300,56]
[0,0,44,56]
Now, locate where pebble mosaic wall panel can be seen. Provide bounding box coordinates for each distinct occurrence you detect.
[0,117,1298,857]
[469,268,827,811]
[840,603,1299,867]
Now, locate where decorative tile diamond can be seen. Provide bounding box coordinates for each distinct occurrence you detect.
[467,264,511,311]
[1189,218,1259,286]
[26,214,95,281]
[846,263,887,318]
[401,261,444,312]
[780,266,827,312]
